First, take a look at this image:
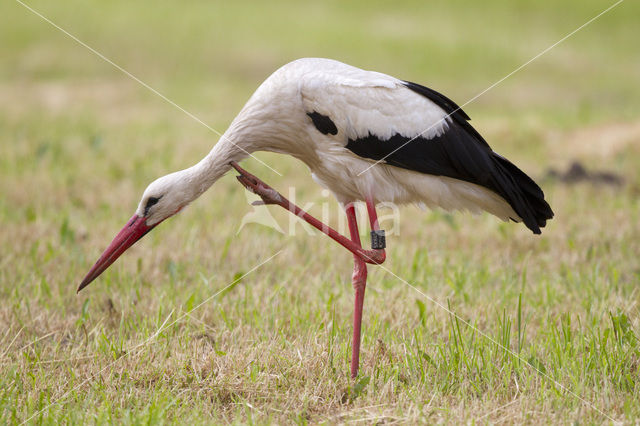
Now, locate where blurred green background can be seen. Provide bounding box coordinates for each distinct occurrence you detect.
[1,0,639,423]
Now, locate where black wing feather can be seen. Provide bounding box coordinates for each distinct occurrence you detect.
[344,81,554,234]
[402,80,489,149]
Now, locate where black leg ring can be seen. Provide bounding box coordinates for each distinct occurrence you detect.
[371,230,386,249]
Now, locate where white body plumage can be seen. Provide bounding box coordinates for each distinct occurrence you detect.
[138,58,552,233]
[80,59,553,371]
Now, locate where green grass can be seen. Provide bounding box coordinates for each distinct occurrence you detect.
[1,0,640,423]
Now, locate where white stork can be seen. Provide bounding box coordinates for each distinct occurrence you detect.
[78,58,553,378]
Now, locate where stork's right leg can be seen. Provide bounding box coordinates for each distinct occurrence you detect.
[230,161,385,264]
[230,161,387,379]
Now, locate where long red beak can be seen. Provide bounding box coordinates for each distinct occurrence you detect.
[77,214,156,292]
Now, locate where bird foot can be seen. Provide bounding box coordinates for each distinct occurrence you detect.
[230,161,283,205]
[230,161,386,265]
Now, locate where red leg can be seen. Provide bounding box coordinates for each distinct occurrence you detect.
[345,203,367,379]
[230,161,385,264]
[366,197,380,231]
[230,161,387,379]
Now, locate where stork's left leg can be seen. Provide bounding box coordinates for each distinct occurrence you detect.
[230,161,387,378]
[345,202,367,379]
[346,196,386,379]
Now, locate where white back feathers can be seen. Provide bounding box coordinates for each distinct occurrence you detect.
[136,58,552,233]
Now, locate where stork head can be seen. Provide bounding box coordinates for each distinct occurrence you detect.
[77,171,195,292]
[136,172,194,226]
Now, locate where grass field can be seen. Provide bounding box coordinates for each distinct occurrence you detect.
[1,0,640,423]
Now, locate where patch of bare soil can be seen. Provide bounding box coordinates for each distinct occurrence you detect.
[545,161,624,186]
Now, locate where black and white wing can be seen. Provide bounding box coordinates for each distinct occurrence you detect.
[301,62,553,234]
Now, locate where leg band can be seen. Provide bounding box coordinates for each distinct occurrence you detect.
[370,230,386,249]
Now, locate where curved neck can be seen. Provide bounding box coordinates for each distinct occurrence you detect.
[184,136,249,202]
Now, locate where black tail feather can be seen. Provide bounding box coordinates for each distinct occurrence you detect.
[399,80,553,233]
[491,154,554,234]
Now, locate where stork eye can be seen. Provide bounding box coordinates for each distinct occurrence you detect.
[144,196,161,216]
